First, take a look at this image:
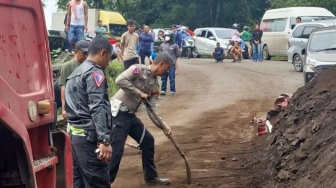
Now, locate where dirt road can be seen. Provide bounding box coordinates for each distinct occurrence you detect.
[112,59,303,188]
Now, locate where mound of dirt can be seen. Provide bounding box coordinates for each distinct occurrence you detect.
[261,68,336,188]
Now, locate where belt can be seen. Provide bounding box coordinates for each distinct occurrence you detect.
[67,123,85,136]
[119,105,135,113]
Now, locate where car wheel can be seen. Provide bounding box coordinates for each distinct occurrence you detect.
[263,45,271,60]
[293,54,303,72]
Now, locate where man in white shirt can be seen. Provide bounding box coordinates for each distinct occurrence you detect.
[65,0,89,50]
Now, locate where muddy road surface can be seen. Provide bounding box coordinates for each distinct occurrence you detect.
[112,59,303,188]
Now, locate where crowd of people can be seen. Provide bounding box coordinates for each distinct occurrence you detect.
[212,23,264,63]
[211,16,303,63]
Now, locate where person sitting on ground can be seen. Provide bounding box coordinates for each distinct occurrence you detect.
[150,48,159,65]
[230,41,242,63]
[212,42,224,63]
[232,23,245,50]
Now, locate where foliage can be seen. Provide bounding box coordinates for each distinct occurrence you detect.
[56,0,336,30]
[48,35,65,64]
[50,48,62,64]
[269,0,336,14]
[56,0,271,29]
[56,0,114,10]
[107,61,124,96]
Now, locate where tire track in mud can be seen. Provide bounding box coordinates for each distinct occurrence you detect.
[152,99,272,188]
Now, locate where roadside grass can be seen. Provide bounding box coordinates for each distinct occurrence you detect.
[106,60,124,97]
[271,56,288,61]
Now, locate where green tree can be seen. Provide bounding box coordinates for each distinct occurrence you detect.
[269,0,336,14]
[57,0,113,10]
[56,0,272,29]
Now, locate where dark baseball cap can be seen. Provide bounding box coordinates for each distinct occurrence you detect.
[75,40,90,52]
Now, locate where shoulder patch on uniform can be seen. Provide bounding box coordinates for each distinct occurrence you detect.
[92,71,105,87]
[133,67,141,75]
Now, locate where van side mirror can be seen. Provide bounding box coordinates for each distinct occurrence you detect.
[301,49,306,55]
[291,24,296,29]
[209,36,216,41]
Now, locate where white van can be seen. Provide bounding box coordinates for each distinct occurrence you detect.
[260,7,335,60]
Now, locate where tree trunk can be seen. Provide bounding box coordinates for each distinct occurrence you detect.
[208,0,213,26]
[214,0,221,26]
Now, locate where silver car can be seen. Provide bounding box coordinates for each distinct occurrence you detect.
[193,28,233,56]
[302,26,336,84]
[288,19,336,72]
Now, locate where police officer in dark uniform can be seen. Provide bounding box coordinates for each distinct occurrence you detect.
[65,36,112,188]
[109,52,173,186]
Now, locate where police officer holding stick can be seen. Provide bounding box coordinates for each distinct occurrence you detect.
[65,37,112,188]
[109,52,173,186]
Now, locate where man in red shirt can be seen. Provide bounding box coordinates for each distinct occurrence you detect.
[186,26,194,36]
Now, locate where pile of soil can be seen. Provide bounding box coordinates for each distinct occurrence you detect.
[259,68,336,188]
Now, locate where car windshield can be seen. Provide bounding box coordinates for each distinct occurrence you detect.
[215,29,232,39]
[109,24,127,37]
[308,31,336,52]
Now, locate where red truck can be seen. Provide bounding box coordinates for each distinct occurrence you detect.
[0,1,72,187]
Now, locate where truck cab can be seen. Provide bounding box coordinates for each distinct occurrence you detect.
[0,1,72,187]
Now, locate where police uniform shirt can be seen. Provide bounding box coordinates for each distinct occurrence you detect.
[65,60,112,141]
[112,64,162,126]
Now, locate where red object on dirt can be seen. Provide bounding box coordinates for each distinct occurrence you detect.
[0,1,72,187]
[274,94,291,109]
[251,94,291,136]
[256,119,268,136]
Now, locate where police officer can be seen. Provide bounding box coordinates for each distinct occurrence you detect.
[65,36,112,188]
[109,52,173,186]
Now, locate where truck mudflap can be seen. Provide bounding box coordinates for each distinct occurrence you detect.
[52,130,73,188]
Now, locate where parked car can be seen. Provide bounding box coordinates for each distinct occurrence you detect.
[260,7,335,60]
[193,27,233,57]
[302,26,336,83]
[288,19,336,72]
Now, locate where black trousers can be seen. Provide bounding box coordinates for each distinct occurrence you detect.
[109,111,158,183]
[53,79,61,109]
[70,134,110,188]
[123,57,139,70]
[139,49,151,65]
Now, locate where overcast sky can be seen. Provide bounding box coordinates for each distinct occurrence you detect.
[43,0,58,29]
